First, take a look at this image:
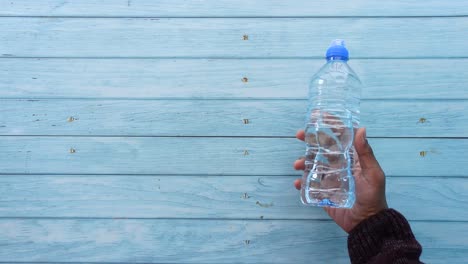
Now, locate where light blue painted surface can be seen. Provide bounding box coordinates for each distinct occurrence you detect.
[0,220,467,263]
[1,59,467,99]
[1,18,468,58]
[1,137,466,176]
[1,99,467,137]
[2,0,468,17]
[0,175,466,221]
[0,1,467,263]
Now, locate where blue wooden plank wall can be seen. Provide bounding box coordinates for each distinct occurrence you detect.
[1,1,467,263]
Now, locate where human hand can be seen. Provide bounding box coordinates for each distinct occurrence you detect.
[293,128,388,233]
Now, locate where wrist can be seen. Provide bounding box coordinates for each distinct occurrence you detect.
[349,200,388,232]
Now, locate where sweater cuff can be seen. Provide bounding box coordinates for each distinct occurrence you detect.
[347,209,417,264]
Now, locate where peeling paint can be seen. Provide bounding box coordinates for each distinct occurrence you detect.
[256,201,273,208]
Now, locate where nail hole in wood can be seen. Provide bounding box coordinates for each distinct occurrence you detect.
[419,151,427,157]
[69,148,76,154]
[243,150,249,156]
[418,118,427,123]
[243,34,249,40]
[242,77,248,83]
[67,116,75,122]
[243,119,249,124]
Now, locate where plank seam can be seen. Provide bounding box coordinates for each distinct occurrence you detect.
[1,15,468,19]
[0,173,466,178]
[0,135,467,139]
[1,97,311,101]
[0,262,213,264]
[0,262,197,264]
[0,217,464,223]
[3,56,468,60]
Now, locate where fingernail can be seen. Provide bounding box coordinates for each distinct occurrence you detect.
[362,128,367,144]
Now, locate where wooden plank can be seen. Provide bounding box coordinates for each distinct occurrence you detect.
[1,0,467,17]
[1,59,467,100]
[1,99,467,137]
[0,175,466,221]
[0,137,465,176]
[0,219,465,263]
[412,222,468,264]
[1,18,468,58]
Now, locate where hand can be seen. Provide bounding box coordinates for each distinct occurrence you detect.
[293,127,388,233]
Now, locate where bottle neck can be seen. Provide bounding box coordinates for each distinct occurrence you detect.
[326,56,348,62]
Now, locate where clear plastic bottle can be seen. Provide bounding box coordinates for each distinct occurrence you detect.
[300,40,362,208]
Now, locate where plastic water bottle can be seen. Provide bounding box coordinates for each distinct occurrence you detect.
[300,40,362,208]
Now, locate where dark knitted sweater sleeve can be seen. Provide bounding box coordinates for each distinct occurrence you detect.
[347,209,423,264]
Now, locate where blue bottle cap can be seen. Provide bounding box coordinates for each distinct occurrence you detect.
[326,39,349,61]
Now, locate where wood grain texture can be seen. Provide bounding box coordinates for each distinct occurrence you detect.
[1,59,467,100]
[1,0,467,17]
[1,18,468,58]
[0,175,466,221]
[0,137,465,176]
[1,99,467,137]
[1,1,467,263]
[0,219,465,263]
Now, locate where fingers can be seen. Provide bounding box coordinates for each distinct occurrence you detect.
[354,128,383,173]
[294,131,306,191]
[294,179,301,190]
[293,158,305,170]
[296,130,305,141]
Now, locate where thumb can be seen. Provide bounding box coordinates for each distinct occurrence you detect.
[354,128,383,173]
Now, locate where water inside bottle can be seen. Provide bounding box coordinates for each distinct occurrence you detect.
[301,108,356,208]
